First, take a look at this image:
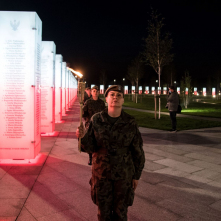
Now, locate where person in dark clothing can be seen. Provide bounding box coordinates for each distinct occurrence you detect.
[166,85,179,132]
[83,87,91,104]
[82,85,106,165]
[76,85,145,221]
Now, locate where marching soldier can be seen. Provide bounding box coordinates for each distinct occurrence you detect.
[82,85,106,165]
[83,87,91,104]
[77,85,145,221]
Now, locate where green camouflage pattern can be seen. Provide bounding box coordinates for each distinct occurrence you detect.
[93,178,133,220]
[82,108,145,181]
[82,97,106,127]
[81,108,145,220]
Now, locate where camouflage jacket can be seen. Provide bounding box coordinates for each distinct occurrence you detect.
[82,97,105,125]
[83,92,91,104]
[81,108,145,181]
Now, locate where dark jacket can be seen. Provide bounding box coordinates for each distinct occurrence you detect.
[167,92,179,112]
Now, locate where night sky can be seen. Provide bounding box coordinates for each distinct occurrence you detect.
[1,0,221,87]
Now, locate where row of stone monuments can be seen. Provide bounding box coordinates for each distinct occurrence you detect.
[0,11,77,160]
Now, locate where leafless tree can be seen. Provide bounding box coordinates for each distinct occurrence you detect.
[127,54,144,103]
[180,70,192,108]
[143,9,173,118]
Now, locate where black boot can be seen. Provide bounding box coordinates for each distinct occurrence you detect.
[88,154,92,165]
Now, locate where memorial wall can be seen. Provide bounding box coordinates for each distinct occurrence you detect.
[68,70,72,108]
[66,68,69,111]
[69,72,77,106]
[62,62,66,116]
[41,41,56,133]
[72,74,77,103]
[0,11,42,159]
[55,54,63,122]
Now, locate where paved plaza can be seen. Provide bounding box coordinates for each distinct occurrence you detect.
[0,101,221,221]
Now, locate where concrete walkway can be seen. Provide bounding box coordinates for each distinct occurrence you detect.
[0,101,221,220]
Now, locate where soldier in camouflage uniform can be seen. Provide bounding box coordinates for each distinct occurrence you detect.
[83,85,106,165]
[83,87,91,104]
[77,85,145,221]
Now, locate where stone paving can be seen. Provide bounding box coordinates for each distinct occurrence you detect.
[0,101,221,220]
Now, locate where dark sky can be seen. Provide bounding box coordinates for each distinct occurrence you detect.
[1,0,221,87]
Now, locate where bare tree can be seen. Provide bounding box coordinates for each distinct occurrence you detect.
[180,71,192,108]
[143,9,173,118]
[127,54,144,103]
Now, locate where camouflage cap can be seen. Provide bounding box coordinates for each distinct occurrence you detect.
[91,85,99,90]
[105,85,124,97]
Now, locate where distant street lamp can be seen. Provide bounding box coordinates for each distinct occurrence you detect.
[114,79,116,83]
[123,78,125,81]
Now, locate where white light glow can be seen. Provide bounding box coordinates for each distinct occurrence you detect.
[67,67,83,78]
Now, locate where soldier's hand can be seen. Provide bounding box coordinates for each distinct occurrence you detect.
[132,179,139,191]
[76,122,85,138]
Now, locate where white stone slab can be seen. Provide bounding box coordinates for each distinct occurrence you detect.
[155,167,189,178]
[185,153,221,164]
[155,159,203,173]
[41,41,56,133]
[0,11,42,159]
[61,62,66,116]
[187,160,221,173]
[145,147,192,163]
[55,54,62,122]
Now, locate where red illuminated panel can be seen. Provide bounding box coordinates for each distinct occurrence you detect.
[70,73,77,104]
[0,11,42,159]
[41,41,56,134]
[62,62,66,116]
[65,68,69,111]
[55,54,63,122]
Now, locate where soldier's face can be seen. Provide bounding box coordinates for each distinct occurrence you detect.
[91,89,99,99]
[106,91,124,107]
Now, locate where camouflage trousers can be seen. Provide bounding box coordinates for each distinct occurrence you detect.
[90,178,134,221]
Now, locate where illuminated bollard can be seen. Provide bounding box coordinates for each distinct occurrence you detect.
[163,87,167,95]
[151,87,155,94]
[124,86,128,94]
[139,86,142,94]
[100,85,104,94]
[41,41,56,134]
[212,88,216,97]
[194,87,197,95]
[145,86,149,94]
[0,11,42,159]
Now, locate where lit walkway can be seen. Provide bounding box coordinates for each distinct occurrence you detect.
[0,101,221,220]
